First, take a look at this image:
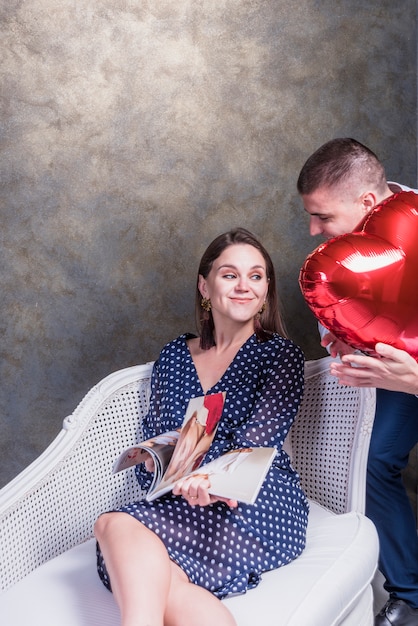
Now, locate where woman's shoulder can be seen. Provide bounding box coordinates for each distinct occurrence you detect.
[255,333,305,362]
[157,333,197,358]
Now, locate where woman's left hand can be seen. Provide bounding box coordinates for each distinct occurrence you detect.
[173,474,238,508]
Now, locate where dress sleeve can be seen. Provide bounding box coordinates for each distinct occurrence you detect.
[142,359,163,441]
[233,343,305,451]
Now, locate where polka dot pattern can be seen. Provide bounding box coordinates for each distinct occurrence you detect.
[97,333,309,599]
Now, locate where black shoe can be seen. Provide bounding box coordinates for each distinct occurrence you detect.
[375,598,418,625]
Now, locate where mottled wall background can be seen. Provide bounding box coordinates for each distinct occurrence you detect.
[1,1,417,487]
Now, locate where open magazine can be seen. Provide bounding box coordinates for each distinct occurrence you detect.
[113,392,277,504]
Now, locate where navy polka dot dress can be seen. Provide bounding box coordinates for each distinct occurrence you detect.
[97,333,309,599]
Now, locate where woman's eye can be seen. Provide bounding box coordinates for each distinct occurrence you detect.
[223,273,236,279]
[250,274,263,281]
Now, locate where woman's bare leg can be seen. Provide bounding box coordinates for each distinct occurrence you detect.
[164,561,237,626]
[95,511,237,626]
[94,512,171,626]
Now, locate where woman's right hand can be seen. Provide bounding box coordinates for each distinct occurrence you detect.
[144,454,155,472]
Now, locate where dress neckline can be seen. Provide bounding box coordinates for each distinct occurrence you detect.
[182,333,257,395]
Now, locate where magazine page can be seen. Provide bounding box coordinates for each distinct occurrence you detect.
[148,446,276,504]
[112,430,181,492]
[146,391,226,501]
[190,447,277,504]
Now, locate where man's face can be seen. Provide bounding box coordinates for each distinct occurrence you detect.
[301,186,369,239]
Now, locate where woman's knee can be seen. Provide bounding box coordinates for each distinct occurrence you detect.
[94,511,132,541]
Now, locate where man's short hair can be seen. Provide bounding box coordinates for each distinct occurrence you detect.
[297,137,387,195]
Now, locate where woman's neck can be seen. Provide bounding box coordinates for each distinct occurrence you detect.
[211,326,254,354]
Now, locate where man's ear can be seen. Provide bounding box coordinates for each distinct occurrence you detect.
[361,191,378,213]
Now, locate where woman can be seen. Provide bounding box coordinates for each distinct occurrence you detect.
[94,227,308,626]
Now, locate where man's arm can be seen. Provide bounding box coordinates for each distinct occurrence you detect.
[330,342,418,394]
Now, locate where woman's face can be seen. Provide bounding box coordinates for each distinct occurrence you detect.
[198,243,269,326]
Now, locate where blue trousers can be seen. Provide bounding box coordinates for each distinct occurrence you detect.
[366,389,418,607]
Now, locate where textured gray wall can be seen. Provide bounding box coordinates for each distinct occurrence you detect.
[1,1,417,487]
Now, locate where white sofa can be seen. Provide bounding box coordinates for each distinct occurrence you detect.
[0,356,379,625]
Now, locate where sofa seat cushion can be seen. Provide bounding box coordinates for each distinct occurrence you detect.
[0,502,378,626]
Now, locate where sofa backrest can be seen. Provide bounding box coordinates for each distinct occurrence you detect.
[289,357,375,514]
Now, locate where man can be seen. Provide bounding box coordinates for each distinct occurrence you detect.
[297,138,418,626]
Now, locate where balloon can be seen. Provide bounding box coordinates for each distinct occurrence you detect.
[299,191,418,360]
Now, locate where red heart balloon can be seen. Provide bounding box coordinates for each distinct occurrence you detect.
[299,191,418,360]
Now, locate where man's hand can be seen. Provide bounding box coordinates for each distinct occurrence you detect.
[330,342,418,394]
[321,331,356,358]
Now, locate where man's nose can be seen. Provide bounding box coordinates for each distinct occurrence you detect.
[309,218,323,236]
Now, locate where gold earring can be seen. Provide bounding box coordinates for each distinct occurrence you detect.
[258,301,266,315]
[201,297,212,312]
